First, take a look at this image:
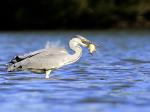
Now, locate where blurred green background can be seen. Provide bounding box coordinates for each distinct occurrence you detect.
[0,0,150,30]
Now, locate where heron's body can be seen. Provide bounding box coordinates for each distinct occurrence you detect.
[7,35,96,78]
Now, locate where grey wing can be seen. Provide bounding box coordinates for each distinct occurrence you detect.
[8,48,47,65]
[24,53,68,70]
[9,47,68,64]
[7,47,69,71]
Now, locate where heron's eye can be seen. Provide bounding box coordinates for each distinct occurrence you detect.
[82,39,91,45]
[82,40,87,44]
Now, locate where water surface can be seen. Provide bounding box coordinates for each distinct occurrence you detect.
[0,31,150,112]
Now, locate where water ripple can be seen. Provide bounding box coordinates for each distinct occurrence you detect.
[0,32,150,112]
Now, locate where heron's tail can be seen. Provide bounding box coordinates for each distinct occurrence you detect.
[7,55,25,72]
[7,62,22,72]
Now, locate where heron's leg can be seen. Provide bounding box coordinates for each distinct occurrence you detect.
[45,70,51,79]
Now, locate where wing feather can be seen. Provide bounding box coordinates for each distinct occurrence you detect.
[7,47,69,71]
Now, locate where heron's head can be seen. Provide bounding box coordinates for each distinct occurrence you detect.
[72,35,96,54]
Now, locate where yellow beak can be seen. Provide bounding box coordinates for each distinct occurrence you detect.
[88,43,96,55]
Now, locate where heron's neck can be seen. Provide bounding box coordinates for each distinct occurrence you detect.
[67,41,82,64]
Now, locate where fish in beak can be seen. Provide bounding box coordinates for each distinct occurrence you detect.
[78,36,97,55]
[87,43,96,55]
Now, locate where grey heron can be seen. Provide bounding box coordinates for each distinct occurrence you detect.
[7,35,96,78]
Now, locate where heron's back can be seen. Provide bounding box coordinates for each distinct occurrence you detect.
[7,47,69,72]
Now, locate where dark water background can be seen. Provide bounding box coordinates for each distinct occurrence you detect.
[0,31,150,112]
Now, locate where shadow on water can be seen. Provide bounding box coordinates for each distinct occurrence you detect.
[121,58,150,64]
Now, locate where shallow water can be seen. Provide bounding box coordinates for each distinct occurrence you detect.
[0,31,150,112]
